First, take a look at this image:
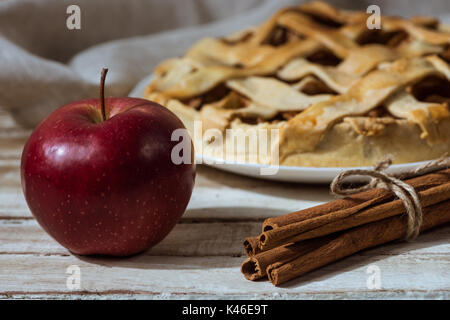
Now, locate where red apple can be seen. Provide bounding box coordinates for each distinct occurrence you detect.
[21,69,195,256]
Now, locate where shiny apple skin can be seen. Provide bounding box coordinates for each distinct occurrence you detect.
[21,97,195,256]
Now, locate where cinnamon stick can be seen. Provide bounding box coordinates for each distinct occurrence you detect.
[262,187,392,231]
[243,236,262,256]
[267,199,450,285]
[241,238,327,281]
[259,169,450,250]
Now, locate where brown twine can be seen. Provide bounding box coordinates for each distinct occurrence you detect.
[330,154,450,240]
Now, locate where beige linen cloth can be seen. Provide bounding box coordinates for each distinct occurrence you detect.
[1,0,449,128]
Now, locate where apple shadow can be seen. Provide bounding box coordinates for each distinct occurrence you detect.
[75,251,243,270]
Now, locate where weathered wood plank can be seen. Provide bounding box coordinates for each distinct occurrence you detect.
[0,219,262,256]
[2,219,448,257]
[0,190,29,218]
[1,217,449,257]
[3,290,449,300]
[0,247,449,299]
[0,162,20,188]
[0,136,27,160]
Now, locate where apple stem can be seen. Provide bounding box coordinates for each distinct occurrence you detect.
[100,68,108,121]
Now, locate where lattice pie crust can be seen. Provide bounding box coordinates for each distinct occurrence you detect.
[144,1,450,167]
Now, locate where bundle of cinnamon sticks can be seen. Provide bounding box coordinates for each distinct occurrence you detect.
[241,168,450,286]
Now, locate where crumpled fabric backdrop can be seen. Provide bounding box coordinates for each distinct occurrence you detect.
[1,0,449,128]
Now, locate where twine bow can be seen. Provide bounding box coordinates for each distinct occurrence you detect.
[330,155,450,240]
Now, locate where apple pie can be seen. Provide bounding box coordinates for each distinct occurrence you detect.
[143,1,450,167]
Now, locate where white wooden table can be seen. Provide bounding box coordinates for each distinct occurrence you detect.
[0,108,449,299]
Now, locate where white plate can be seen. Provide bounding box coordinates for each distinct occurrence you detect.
[195,154,429,184]
[130,75,429,184]
[129,74,154,98]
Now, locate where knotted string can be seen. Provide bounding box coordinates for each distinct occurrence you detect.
[330,155,450,240]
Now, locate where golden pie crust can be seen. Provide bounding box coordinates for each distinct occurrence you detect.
[144,1,450,167]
